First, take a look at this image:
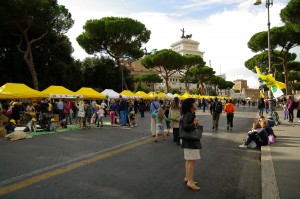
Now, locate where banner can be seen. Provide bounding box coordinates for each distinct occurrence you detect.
[259,91,265,98]
[271,86,284,98]
[255,66,286,90]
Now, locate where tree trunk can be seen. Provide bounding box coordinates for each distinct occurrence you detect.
[283,61,290,95]
[16,22,48,90]
[165,74,170,93]
[24,43,39,90]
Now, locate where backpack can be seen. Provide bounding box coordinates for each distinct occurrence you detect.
[214,102,223,114]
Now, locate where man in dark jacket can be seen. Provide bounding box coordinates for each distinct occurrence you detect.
[210,97,222,130]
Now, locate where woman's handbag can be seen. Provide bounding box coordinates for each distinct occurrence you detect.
[169,112,180,122]
[180,125,203,140]
[268,135,276,144]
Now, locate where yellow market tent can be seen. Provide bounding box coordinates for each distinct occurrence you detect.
[120,90,137,98]
[42,85,77,98]
[156,92,165,99]
[181,92,192,99]
[75,87,106,99]
[0,83,46,99]
[174,93,184,100]
[148,91,157,98]
[135,91,152,99]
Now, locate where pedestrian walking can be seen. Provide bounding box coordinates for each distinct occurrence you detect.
[109,99,118,126]
[287,95,294,123]
[169,97,181,145]
[258,98,265,116]
[150,97,160,137]
[210,97,222,130]
[151,108,170,142]
[224,99,235,131]
[296,100,300,123]
[75,97,85,128]
[118,95,128,126]
[180,98,201,191]
[138,98,146,118]
[164,105,171,136]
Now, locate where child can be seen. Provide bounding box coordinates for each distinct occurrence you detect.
[283,102,288,120]
[46,118,57,131]
[96,106,104,127]
[4,119,16,134]
[23,118,37,133]
[152,108,170,142]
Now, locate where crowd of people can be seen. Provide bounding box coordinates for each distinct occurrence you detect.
[1,93,300,191]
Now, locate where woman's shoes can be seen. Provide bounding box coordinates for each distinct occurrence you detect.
[184,180,198,185]
[186,183,201,190]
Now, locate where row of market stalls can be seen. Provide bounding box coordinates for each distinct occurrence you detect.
[0,83,230,100]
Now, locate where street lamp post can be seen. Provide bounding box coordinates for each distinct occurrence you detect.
[115,57,124,91]
[254,0,274,114]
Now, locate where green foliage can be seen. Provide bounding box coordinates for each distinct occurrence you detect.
[189,65,215,87]
[141,49,184,92]
[77,17,151,60]
[188,89,200,95]
[280,0,300,32]
[0,0,74,89]
[170,88,181,94]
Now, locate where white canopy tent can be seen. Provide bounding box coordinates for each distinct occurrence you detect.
[100,89,119,99]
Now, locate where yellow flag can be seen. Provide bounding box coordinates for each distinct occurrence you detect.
[260,91,265,98]
[255,66,286,89]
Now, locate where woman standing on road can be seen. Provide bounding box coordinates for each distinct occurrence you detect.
[169,97,181,145]
[181,98,201,191]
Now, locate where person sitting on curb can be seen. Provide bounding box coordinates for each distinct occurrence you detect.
[239,121,269,148]
[23,118,37,133]
[259,118,277,138]
[4,119,16,134]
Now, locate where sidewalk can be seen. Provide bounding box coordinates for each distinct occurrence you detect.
[261,119,300,199]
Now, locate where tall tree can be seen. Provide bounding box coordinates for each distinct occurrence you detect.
[247,25,300,94]
[77,17,151,89]
[189,66,215,95]
[132,73,162,91]
[141,49,184,93]
[0,0,74,89]
[178,54,205,91]
[280,0,300,32]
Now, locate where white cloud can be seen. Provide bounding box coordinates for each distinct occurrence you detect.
[58,0,299,89]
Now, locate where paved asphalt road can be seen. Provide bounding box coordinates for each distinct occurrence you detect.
[0,106,262,199]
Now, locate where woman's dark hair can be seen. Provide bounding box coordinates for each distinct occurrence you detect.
[171,97,180,109]
[181,98,195,115]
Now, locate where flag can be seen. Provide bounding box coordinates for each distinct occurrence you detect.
[255,66,286,90]
[260,91,265,98]
[271,86,284,98]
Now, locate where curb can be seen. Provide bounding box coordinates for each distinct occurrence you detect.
[261,145,280,199]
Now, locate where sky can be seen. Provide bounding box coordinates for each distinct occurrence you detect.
[57,0,299,89]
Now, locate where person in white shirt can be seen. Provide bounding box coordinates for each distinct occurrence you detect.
[23,118,37,133]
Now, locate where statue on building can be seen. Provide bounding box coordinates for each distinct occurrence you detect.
[180,28,192,39]
[180,28,185,38]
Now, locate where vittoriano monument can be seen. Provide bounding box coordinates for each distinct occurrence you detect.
[180,28,192,39]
